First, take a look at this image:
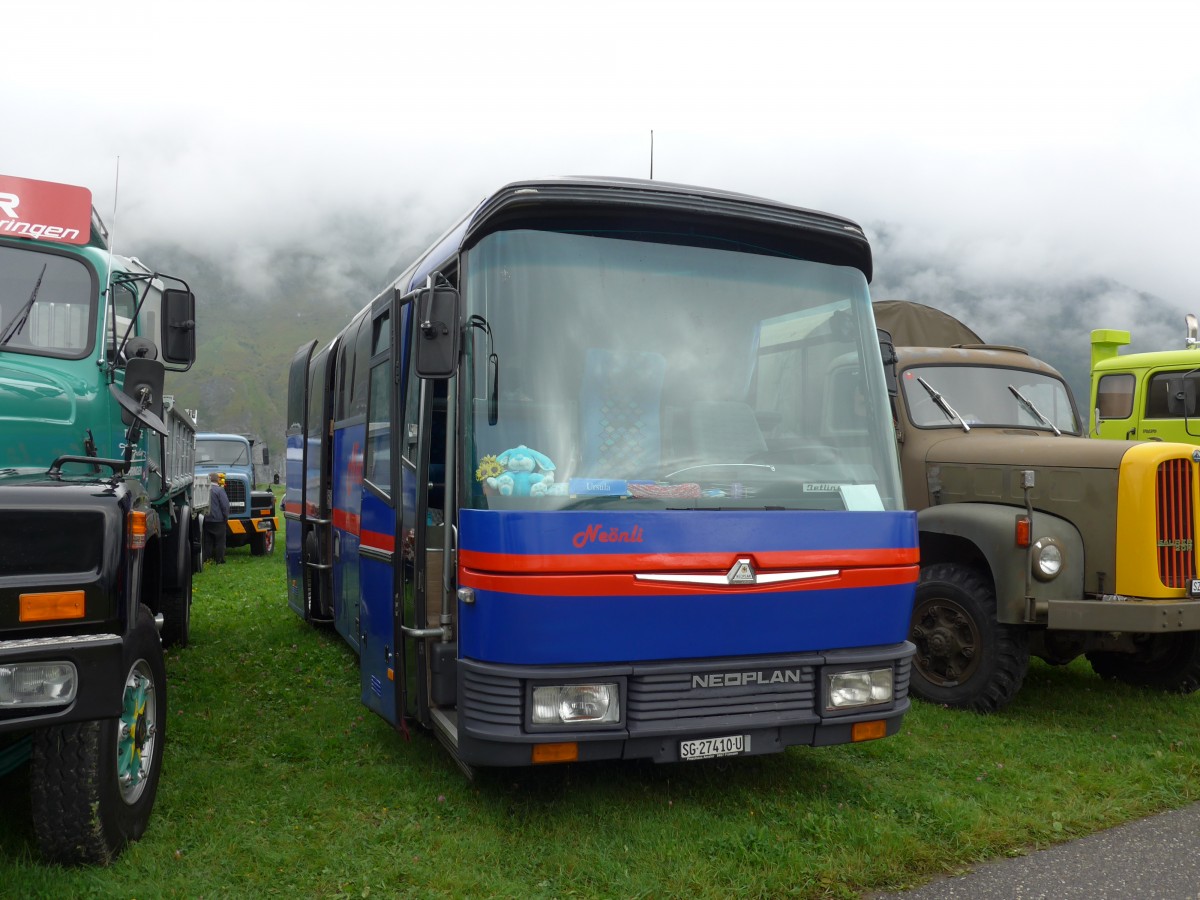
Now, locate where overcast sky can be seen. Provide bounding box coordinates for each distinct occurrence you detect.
[7,0,1200,320]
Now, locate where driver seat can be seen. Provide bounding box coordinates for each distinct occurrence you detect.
[684,400,768,462]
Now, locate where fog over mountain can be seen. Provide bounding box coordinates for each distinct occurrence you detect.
[8,1,1198,461]
[146,211,1190,467]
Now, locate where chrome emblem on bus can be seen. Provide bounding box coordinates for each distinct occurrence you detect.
[727,558,756,585]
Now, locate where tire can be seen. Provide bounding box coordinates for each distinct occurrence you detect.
[192,514,205,574]
[31,605,166,865]
[250,529,275,556]
[161,516,193,649]
[909,563,1030,713]
[159,575,191,650]
[1087,633,1200,693]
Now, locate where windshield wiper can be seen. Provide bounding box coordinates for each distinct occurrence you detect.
[916,376,970,432]
[1008,385,1061,435]
[0,263,48,347]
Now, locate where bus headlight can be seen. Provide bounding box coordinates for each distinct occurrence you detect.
[531,683,620,725]
[0,662,77,707]
[1032,538,1064,581]
[826,668,893,710]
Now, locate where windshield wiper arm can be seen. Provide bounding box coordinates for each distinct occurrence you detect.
[1008,385,1061,435]
[0,263,48,347]
[916,376,970,432]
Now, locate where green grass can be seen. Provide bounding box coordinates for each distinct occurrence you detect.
[1,547,1198,898]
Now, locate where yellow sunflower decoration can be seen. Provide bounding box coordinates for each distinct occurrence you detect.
[476,455,502,483]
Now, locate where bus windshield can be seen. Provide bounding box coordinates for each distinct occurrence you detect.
[460,228,901,511]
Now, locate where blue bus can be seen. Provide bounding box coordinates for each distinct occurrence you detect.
[285,177,918,768]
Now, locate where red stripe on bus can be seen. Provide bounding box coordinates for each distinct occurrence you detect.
[458,546,918,574]
[361,529,395,553]
[459,565,918,597]
[332,508,361,536]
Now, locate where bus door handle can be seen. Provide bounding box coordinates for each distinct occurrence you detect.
[401,625,447,639]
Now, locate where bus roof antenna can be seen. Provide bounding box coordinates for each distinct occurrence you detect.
[649,130,654,180]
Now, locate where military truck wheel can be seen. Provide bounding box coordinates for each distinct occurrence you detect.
[30,606,166,865]
[910,564,1030,713]
[251,532,267,556]
[1087,633,1200,693]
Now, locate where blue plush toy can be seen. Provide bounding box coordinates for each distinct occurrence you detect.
[487,445,556,496]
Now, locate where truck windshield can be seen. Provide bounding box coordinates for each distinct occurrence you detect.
[196,439,249,465]
[0,245,95,358]
[902,365,1080,433]
[461,228,903,511]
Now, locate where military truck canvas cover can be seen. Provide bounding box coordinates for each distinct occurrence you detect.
[873,300,983,347]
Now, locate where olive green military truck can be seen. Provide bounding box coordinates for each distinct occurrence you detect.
[872,301,1200,712]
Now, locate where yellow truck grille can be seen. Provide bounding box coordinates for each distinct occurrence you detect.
[1156,458,1196,588]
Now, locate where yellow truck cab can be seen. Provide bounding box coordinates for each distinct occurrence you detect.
[1091,315,1200,444]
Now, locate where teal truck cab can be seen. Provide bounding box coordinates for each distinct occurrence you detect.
[195,432,277,555]
[0,173,199,864]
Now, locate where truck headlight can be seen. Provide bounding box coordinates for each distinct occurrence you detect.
[531,683,620,725]
[826,668,893,710]
[0,662,77,707]
[1032,538,1064,581]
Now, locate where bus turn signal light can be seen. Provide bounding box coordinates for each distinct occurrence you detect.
[531,742,579,764]
[851,720,887,742]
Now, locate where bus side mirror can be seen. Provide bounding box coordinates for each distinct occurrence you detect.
[415,285,461,379]
[162,288,196,366]
[878,328,898,397]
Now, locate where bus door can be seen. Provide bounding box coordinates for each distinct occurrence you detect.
[396,290,458,741]
[304,345,336,623]
[357,301,404,724]
[285,340,317,619]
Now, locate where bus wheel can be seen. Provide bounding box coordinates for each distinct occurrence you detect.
[909,563,1030,713]
[1087,633,1200,693]
[31,605,166,865]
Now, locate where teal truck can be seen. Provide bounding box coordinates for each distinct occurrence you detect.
[0,173,199,864]
[195,432,277,555]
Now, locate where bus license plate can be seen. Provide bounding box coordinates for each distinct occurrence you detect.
[1191,579,1200,598]
[680,734,749,761]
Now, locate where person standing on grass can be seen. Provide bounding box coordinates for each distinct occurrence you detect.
[205,472,231,564]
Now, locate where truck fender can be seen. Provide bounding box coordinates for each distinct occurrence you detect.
[918,503,1085,624]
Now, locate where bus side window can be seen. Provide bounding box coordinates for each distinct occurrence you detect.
[365,360,391,495]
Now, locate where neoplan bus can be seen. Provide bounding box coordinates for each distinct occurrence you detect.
[285,177,919,769]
